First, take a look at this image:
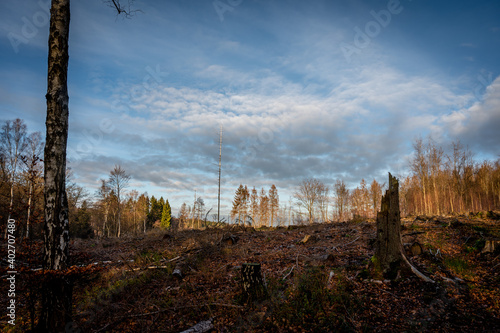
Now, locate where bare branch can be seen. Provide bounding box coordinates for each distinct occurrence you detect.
[104,0,142,18]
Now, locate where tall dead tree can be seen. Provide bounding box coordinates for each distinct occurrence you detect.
[108,164,130,237]
[374,173,433,282]
[22,131,44,239]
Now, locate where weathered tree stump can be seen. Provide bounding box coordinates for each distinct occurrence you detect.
[410,242,424,256]
[374,173,433,282]
[482,239,500,253]
[241,263,267,301]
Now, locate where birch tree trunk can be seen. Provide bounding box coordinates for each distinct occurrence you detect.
[26,182,33,239]
[38,0,72,331]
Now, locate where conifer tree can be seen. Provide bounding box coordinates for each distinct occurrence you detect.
[147,195,162,226]
[259,188,269,227]
[161,200,172,229]
[250,187,259,226]
[231,184,249,224]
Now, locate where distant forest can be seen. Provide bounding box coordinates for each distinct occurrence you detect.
[2,118,500,239]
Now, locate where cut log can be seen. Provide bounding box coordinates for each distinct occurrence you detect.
[374,173,434,283]
[410,242,424,256]
[241,263,267,301]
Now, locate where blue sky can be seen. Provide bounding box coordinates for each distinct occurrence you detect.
[1,0,500,216]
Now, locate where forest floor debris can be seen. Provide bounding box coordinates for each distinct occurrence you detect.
[1,215,499,332]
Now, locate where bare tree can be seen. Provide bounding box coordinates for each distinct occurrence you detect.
[317,183,329,222]
[349,179,371,219]
[426,138,444,215]
[21,131,44,239]
[96,179,112,237]
[127,189,139,233]
[410,138,429,215]
[369,179,383,219]
[66,168,88,217]
[196,197,205,228]
[294,178,324,224]
[108,165,130,237]
[1,118,28,235]
[334,179,349,221]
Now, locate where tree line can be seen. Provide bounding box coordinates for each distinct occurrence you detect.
[292,178,384,224]
[292,138,500,224]
[0,119,180,239]
[230,184,279,227]
[2,119,500,239]
[402,138,500,216]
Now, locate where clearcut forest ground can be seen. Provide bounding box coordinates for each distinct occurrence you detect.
[2,213,500,332]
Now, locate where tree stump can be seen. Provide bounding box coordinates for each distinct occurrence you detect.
[374,173,433,282]
[410,242,424,256]
[482,239,500,253]
[241,263,266,301]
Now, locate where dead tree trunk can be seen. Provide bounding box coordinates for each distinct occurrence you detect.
[374,173,433,282]
[241,263,267,301]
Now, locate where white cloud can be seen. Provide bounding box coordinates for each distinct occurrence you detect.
[441,76,500,155]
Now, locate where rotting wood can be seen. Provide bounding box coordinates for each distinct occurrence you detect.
[374,173,434,283]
